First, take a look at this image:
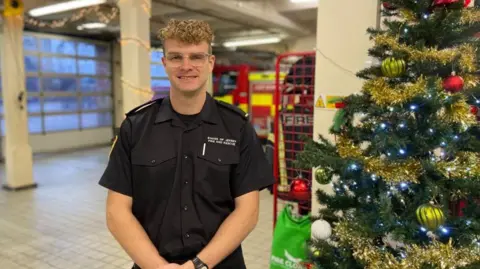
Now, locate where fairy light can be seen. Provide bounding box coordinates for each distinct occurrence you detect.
[121,77,154,97]
[142,0,152,17]
[24,5,118,29]
[119,37,152,51]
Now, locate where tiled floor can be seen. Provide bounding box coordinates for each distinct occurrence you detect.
[0,147,275,269]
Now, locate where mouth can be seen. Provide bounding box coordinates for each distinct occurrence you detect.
[177,76,198,81]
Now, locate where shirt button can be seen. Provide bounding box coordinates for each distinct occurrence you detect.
[184,155,188,159]
[183,205,188,211]
[151,159,156,164]
[185,233,190,238]
[184,181,188,184]
[217,158,222,162]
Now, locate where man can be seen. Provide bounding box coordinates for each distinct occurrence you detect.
[99,19,274,269]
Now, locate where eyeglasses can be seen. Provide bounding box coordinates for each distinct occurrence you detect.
[165,53,212,67]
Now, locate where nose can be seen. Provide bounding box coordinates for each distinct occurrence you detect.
[179,56,194,69]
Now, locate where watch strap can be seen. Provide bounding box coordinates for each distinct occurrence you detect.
[192,257,209,269]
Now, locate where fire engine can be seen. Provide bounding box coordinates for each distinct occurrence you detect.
[212,64,286,141]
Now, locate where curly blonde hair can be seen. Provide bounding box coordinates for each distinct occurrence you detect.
[158,19,214,53]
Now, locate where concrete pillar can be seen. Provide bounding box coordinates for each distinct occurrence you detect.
[118,0,153,114]
[1,13,36,191]
[311,0,380,213]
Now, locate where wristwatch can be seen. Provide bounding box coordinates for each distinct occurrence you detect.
[192,256,209,269]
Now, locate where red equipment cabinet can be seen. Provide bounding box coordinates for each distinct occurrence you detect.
[272,51,316,227]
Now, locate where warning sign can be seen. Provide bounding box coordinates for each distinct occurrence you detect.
[315,95,325,108]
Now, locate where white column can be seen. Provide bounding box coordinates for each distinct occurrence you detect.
[311,0,379,213]
[118,0,153,114]
[1,13,36,190]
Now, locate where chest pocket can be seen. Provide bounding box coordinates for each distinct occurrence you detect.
[131,146,177,201]
[196,143,239,200]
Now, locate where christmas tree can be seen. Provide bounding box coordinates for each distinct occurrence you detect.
[295,0,480,268]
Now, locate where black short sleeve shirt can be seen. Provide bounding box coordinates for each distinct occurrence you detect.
[99,93,274,268]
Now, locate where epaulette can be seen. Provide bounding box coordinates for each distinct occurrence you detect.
[125,98,162,117]
[215,99,249,120]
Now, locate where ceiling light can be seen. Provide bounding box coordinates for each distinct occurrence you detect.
[28,0,107,17]
[223,37,282,47]
[77,22,107,30]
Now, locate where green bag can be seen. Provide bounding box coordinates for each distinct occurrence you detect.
[270,205,311,269]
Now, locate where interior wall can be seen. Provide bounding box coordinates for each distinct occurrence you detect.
[287,35,316,52]
[112,42,123,129]
[311,0,380,214]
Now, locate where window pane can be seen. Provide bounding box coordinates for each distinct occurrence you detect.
[214,71,238,96]
[152,79,170,99]
[152,79,170,91]
[81,96,112,111]
[27,96,41,113]
[0,99,3,115]
[42,77,77,92]
[23,35,38,51]
[41,57,76,74]
[29,116,43,134]
[2,116,43,134]
[43,96,78,112]
[26,77,40,92]
[79,77,111,92]
[81,112,112,128]
[78,60,110,75]
[25,55,39,72]
[0,118,4,136]
[151,51,164,62]
[41,38,76,55]
[77,42,109,58]
[45,114,79,132]
[151,64,167,78]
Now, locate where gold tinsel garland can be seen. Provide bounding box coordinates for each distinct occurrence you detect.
[334,221,480,269]
[362,75,477,127]
[398,8,480,25]
[336,136,423,183]
[373,34,477,72]
[363,158,423,184]
[363,76,430,107]
[464,74,480,90]
[336,136,480,184]
[438,98,478,127]
[459,9,480,24]
[436,152,480,179]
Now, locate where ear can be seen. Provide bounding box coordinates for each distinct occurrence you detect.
[209,55,216,72]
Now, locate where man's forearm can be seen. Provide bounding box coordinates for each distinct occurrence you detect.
[107,210,168,269]
[195,206,258,268]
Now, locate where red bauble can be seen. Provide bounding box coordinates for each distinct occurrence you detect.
[290,178,310,201]
[434,0,471,6]
[443,72,464,93]
[471,105,479,115]
[382,2,396,10]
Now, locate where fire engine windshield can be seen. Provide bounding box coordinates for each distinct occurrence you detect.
[214,71,238,96]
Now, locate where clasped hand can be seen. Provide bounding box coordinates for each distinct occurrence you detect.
[158,260,194,269]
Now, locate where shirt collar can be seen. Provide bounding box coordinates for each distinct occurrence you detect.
[155,93,221,125]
